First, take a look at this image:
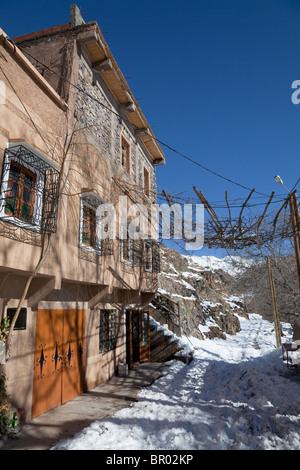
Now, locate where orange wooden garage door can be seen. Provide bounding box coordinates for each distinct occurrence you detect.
[32,309,85,419]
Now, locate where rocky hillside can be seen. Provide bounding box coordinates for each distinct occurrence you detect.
[152,245,251,340]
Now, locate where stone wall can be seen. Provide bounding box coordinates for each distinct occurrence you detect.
[74,54,156,200]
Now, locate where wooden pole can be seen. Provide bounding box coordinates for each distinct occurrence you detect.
[267,257,281,347]
[289,191,300,291]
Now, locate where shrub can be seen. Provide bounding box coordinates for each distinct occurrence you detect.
[0,317,10,343]
[0,374,13,438]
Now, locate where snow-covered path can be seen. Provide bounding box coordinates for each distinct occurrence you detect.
[52,314,300,450]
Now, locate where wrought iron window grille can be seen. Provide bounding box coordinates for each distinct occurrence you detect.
[99,309,117,353]
[119,226,161,272]
[151,240,161,273]
[0,145,60,234]
[143,239,160,273]
[79,195,114,256]
[144,240,153,272]
[120,221,134,266]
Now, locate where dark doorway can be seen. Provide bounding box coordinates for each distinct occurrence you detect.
[126,310,150,368]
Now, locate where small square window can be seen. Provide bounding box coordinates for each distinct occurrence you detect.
[6,308,27,330]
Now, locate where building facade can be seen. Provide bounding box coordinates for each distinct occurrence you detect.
[0,5,165,421]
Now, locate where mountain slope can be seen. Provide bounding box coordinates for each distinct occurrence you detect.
[152,245,250,340]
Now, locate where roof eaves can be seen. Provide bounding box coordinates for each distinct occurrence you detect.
[75,23,166,163]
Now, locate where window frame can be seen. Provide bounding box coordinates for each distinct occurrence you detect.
[81,203,97,249]
[79,194,103,255]
[4,160,37,223]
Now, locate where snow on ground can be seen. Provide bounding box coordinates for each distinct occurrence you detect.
[52,314,300,451]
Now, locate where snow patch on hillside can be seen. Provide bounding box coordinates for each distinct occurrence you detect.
[184,254,253,277]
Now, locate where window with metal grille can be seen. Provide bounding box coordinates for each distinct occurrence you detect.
[144,241,152,272]
[122,237,131,262]
[0,144,60,233]
[121,136,130,175]
[120,221,133,265]
[143,240,160,273]
[79,195,114,256]
[99,309,117,353]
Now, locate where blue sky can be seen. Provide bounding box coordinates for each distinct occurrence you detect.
[2,0,300,255]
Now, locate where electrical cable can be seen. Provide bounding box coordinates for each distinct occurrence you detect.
[2,35,280,201]
[291,176,300,193]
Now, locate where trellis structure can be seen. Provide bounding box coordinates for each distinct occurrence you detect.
[158,186,298,251]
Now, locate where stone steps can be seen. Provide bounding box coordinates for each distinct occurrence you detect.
[150,323,193,364]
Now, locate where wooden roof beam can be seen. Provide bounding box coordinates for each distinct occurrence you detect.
[88,285,113,309]
[92,58,113,73]
[76,27,99,46]
[27,277,61,308]
[120,101,136,113]
[135,127,150,138]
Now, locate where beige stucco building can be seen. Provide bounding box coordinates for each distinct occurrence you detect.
[0,5,165,421]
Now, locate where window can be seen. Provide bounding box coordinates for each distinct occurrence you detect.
[141,313,149,346]
[81,204,96,248]
[120,221,133,265]
[6,308,27,331]
[143,166,150,198]
[121,136,130,175]
[79,194,101,254]
[0,143,59,233]
[79,194,114,256]
[4,161,36,222]
[144,241,152,272]
[99,309,117,353]
[143,240,160,273]
[122,237,131,262]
